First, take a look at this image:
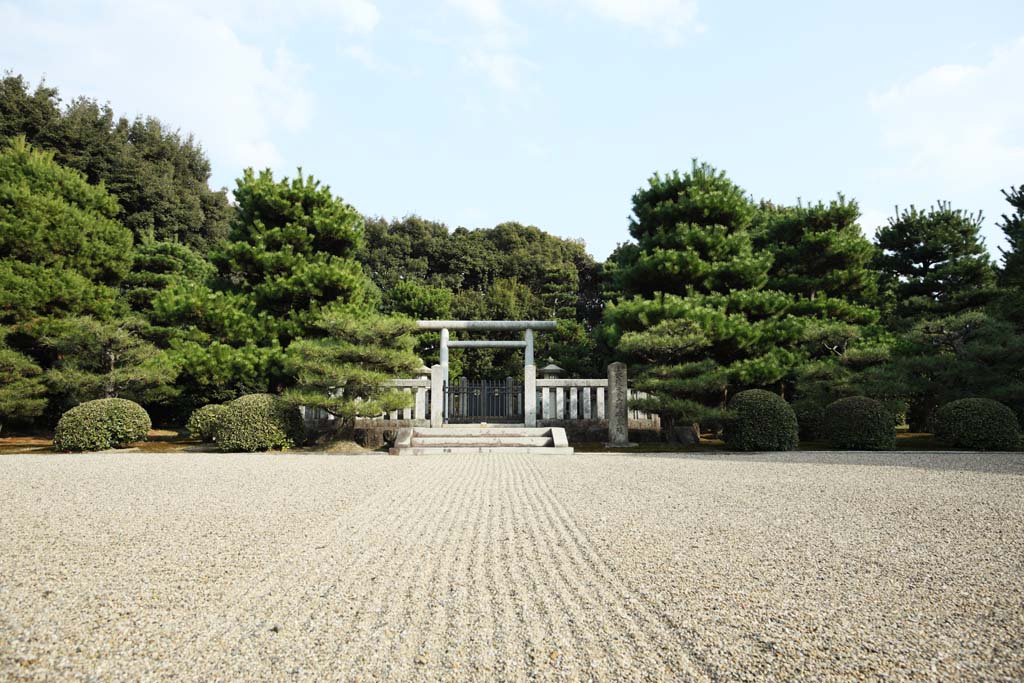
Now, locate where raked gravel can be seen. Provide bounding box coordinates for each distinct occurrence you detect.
[0,450,1022,682]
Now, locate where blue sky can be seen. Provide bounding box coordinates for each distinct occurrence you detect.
[2,0,1023,261]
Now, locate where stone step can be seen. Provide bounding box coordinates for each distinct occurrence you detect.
[391,426,572,455]
[411,436,553,447]
[399,446,575,456]
[413,427,548,436]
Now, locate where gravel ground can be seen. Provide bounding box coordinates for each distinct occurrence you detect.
[1,450,1022,682]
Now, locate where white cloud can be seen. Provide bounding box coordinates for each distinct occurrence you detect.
[445,0,505,26]
[869,36,1024,191]
[445,0,532,92]
[461,50,536,92]
[578,0,702,41]
[0,0,381,180]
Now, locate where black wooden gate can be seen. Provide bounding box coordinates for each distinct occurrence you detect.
[445,378,524,423]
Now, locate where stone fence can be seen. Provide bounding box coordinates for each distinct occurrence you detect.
[304,363,660,444]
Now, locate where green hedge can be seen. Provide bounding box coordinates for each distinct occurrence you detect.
[214,394,305,452]
[792,400,825,441]
[186,403,228,443]
[53,398,151,452]
[823,396,895,450]
[934,398,1021,451]
[723,389,799,451]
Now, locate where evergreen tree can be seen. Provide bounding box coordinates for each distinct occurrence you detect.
[37,316,178,414]
[602,162,802,438]
[156,168,384,415]
[861,311,1024,426]
[874,202,997,324]
[0,330,46,432]
[0,74,230,251]
[753,196,879,311]
[283,311,421,438]
[998,185,1024,288]
[213,168,372,345]
[0,136,132,324]
[122,238,215,314]
[753,197,887,411]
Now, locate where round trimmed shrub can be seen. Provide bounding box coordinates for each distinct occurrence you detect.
[792,400,825,441]
[723,389,799,451]
[53,398,151,452]
[213,394,304,452]
[823,396,895,450]
[186,403,228,442]
[934,398,1021,451]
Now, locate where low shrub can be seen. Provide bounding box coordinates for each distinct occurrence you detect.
[934,398,1021,451]
[186,403,228,442]
[53,398,151,452]
[792,400,825,441]
[214,393,305,452]
[823,396,895,450]
[723,389,799,451]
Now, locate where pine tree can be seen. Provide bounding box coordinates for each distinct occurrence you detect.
[0,330,46,432]
[753,197,887,413]
[602,162,802,438]
[37,316,178,414]
[998,185,1024,288]
[0,136,132,324]
[874,202,997,324]
[861,311,1024,426]
[123,238,215,313]
[283,311,421,438]
[753,196,879,312]
[213,168,373,345]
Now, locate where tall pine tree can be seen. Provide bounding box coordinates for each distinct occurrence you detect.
[602,162,801,440]
[874,202,996,325]
[753,197,888,419]
[998,185,1024,289]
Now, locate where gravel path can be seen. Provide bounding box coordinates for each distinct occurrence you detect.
[1,450,1022,681]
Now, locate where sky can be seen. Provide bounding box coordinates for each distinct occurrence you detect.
[2,0,1023,262]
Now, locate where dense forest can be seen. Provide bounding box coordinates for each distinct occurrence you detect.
[2,73,1022,441]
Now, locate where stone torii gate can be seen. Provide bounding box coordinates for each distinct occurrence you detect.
[416,320,558,427]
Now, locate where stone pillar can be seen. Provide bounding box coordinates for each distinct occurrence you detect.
[439,328,450,368]
[524,363,537,427]
[524,329,534,368]
[430,364,445,427]
[607,362,634,447]
[439,328,449,420]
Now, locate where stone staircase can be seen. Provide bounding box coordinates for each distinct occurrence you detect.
[390,426,573,455]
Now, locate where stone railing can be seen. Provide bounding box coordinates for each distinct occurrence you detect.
[308,364,658,443]
[533,379,656,422]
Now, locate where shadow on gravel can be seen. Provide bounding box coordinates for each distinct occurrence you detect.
[603,450,1024,475]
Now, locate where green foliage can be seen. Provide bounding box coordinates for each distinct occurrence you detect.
[0,333,46,431]
[754,196,880,309]
[213,393,304,452]
[213,168,371,344]
[603,162,802,432]
[998,185,1024,289]
[122,238,214,313]
[186,403,228,442]
[34,316,178,413]
[53,398,151,452]
[0,137,132,323]
[875,203,996,323]
[792,400,825,441]
[283,312,421,437]
[861,311,1024,429]
[934,398,1021,451]
[723,389,798,451]
[823,396,895,450]
[0,74,230,251]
